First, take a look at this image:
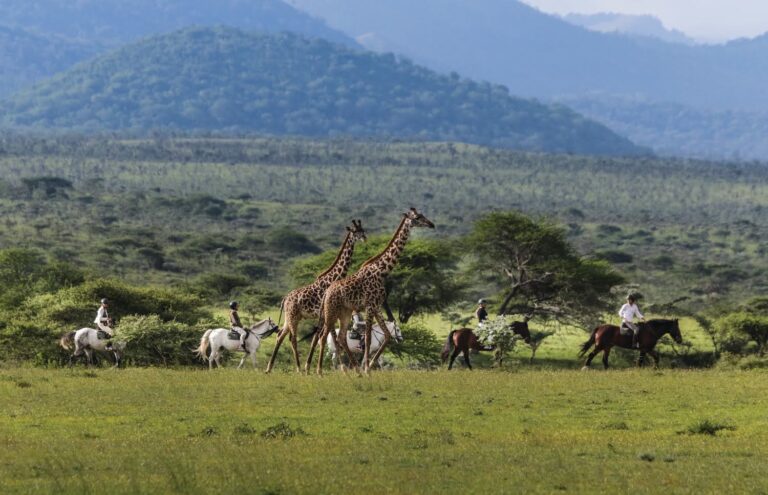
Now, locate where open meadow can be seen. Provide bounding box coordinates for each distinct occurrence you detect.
[1,367,767,494]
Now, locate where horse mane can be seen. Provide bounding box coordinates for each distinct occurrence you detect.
[315,229,353,279]
[360,215,408,268]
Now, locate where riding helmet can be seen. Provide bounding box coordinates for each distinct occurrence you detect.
[101,298,109,304]
[478,299,487,305]
[229,301,239,309]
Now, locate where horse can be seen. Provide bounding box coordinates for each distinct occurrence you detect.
[326,321,403,369]
[442,321,531,370]
[194,318,278,370]
[579,319,683,369]
[59,328,125,368]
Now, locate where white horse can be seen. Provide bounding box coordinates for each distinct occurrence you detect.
[327,321,403,369]
[59,328,125,367]
[194,318,278,369]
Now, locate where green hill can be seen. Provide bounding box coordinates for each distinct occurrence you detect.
[0,25,100,98]
[0,27,644,156]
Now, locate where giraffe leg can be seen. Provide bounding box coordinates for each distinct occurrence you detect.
[366,309,391,372]
[336,312,358,371]
[265,326,290,373]
[316,324,331,376]
[288,331,301,373]
[304,327,321,374]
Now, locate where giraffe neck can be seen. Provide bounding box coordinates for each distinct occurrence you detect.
[368,217,413,278]
[315,232,358,286]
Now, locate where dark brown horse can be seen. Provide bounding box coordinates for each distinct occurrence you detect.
[442,321,531,370]
[579,319,682,369]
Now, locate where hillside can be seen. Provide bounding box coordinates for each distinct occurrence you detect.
[561,95,768,161]
[0,27,644,156]
[0,0,355,47]
[0,26,100,98]
[563,13,696,45]
[289,0,768,111]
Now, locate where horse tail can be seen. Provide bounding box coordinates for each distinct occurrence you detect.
[194,329,213,360]
[578,327,599,357]
[441,330,456,362]
[59,331,76,351]
[299,326,320,343]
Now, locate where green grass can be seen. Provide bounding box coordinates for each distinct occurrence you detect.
[2,367,766,494]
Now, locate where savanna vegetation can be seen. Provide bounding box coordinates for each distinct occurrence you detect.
[0,135,765,369]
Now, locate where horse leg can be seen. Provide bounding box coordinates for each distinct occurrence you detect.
[584,346,602,368]
[84,349,93,367]
[463,347,473,370]
[636,351,647,368]
[448,347,461,370]
[649,350,660,368]
[238,351,246,369]
[316,326,331,376]
[602,347,612,369]
[366,310,391,372]
[265,327,290,373]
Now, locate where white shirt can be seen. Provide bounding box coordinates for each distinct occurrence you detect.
[94,306,109,325]
[619,303,643,323]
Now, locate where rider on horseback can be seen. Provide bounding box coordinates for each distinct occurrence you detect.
[229,301,248,351]
[619,294,645,349]
[476,299,489,324]
[94,298,114,350]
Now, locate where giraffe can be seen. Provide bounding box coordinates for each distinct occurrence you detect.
[265,220,366,373]
[308,208,435,374]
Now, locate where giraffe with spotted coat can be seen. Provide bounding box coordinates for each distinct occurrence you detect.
[308,208,435,374]
[265,220,366,373]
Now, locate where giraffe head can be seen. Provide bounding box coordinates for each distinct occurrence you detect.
[405,207,435,229]
[346,219,367,243]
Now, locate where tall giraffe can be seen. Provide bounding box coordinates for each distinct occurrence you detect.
[309,208,435,374]
[265,220,366,373]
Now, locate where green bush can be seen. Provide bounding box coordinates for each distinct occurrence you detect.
[116,314,215,366]
[388,321,442,367]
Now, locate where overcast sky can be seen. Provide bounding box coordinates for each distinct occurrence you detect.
[520,0,768,42]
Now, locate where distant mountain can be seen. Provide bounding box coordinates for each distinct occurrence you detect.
[0,27,645,156]
[288,0,768,111]
[0,0,356,46]
[563,13,696,45]
[561,95,768,161]
[0,26,101,98]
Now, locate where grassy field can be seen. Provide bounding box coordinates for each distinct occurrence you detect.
[1,367,766,494]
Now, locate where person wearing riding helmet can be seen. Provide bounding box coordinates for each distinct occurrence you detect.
[94,298,114,350]
[229,301,248,351]
[476,299,488,324]
[619,294,645,349]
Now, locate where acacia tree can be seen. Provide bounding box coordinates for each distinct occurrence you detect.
[466,211,623,327]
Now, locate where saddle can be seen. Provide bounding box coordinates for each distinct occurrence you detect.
[228,329,250,341]
[96,330,111,340]
[349,331,362,340]
[619,324,638,337]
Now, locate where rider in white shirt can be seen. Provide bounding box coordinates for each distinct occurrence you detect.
[619,295,645,348]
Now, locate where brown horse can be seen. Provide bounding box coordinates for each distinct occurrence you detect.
[442,321,531,370]
[579,319,682,369]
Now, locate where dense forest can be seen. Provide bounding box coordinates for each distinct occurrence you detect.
[0,28,642,156]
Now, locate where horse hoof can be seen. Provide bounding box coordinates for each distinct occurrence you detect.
[581,366,591,371]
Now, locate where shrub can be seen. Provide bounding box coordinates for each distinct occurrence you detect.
[475,315,524,366]
[389,321,442,367]
[117,314,215,366]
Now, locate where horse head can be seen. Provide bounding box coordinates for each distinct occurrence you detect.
[385,321,404,343]
[512,321,532,345]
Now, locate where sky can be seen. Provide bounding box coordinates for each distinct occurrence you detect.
[520,0,768,43]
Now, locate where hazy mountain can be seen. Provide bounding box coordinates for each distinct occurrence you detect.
[0,27,645,156]
[563,13,696,45]
[0,0,355,47]
[0,25,101,98]
[288,0,768,111]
